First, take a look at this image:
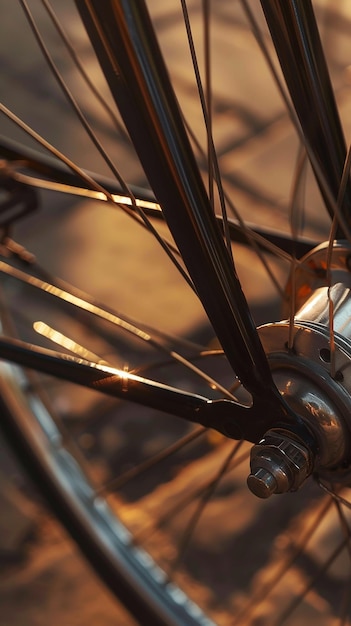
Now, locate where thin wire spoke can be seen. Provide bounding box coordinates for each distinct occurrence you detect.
[287,145,308,347]
[318,481,351,511]
[8,3,196,290]
[183,130,289,300]
[0,102,112,200]
[202,0,214,210]
[326,145,351,378]
[133,445,250,545]
[40,0,128,140]
[180,0,234,263]
[0,259,242,401]
[33,321,108,364]
[182,106,290,297]
[11,169,161,212]
[19,0,129,193]
[167,350,241,401]
[1,243,203,354]
[232,495,334,624]
[9,165,295,270]
[168,439,244,575]
[275,537,348,626]
[3,104,192,273]
[241,0,351,243]
[99,426,206,495]
[334,143,351,239]
[0,288,100,484]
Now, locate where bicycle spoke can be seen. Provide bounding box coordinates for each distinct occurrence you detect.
[168,440,243,576]
[133,444,250,545]
[243,0,349,237]
[202,0,214,210]
[0,103,112,199]
[275,537,349,626]
[99,426,206,495]
[318,482,351,512]
[232,495,334,624]
[40,0,128,140]
[2,110,194,288]
[0,259,245,401]
[34,320,107,364]
[181,0,233,263]
[259,0,351,230]
[2,2,351,624]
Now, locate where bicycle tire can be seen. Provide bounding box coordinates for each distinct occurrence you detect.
[1,1,351,625]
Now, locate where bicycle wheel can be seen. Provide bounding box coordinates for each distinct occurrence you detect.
[1,1,351,625]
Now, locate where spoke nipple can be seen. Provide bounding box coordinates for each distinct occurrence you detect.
[247,468,277,498]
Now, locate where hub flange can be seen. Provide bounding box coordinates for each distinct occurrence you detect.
[248,241,351,497]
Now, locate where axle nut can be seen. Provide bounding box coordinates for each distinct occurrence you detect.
[247,430,313,498]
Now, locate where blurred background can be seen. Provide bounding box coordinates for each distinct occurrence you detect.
[1,1,351,624]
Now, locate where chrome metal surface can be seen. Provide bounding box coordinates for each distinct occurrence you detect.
[257,321,351,483]
[248,430,313,498]
[256,242,351,485]
[247,468,278,499]
[272,366,347,469]
[248,242,351,494]
[283,241,351,316]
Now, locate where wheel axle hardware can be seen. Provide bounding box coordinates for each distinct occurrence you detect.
[247,430,313,498]
[248,242,351,498]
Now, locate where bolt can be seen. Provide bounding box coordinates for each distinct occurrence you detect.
[247,429,313,499]
[247,468,277,498]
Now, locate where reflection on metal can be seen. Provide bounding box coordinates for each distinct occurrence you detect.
[247,430,313,498]
[0,260,239,402]
[0,261,151,343]
[254,242,351,492]
[0,102,113,203]
[33,321,107,365]
[0,136,316,259]
[283,241,351,317]
[0,333,254,440]
[10,167,317,259]
[12,169,161,212]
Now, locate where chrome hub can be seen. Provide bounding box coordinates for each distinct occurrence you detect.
[248,242,351,497]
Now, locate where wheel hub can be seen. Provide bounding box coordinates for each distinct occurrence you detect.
[248,241,351,497]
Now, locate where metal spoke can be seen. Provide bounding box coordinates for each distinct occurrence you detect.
[133,445,250,544]
[0,260,242,401]
[275,537,348,625]
[99,426,206,495]
[242,0,348,237]
[232,495,334,624]
[319,482,351,512]
[168,440,243,575]
[40,0,128,140]
[180,0,233,262]
[7,0,197,289]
